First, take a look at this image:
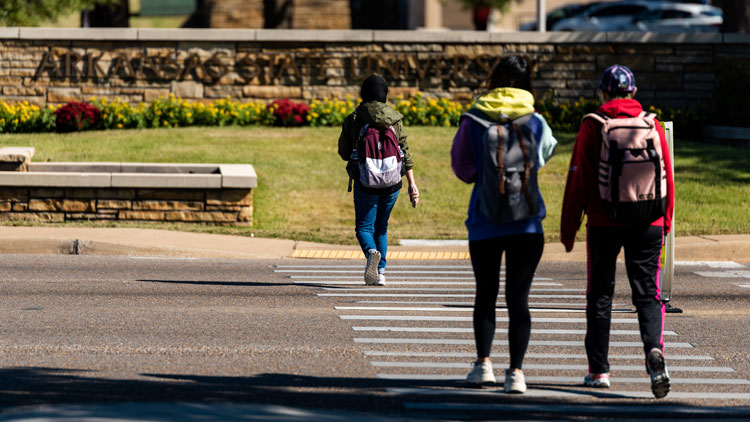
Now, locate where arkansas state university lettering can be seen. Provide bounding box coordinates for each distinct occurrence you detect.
[33,50,498,85]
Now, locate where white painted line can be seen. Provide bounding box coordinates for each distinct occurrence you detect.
[351,327,676,336]
[292,276,477,280]
[364,351,714,360]
[399,239,468,246]
[390,387,750,400]
[676,261,744,268]
[334,305,596,312]
[295,281,562,286]
[370,361,731,372]
[277,265,475,269]
[353,338,693,348]
[694,271,750,278]
[354,301,628,309]
[402,400,750,415]
[324,294,585,298]
[382,374,749,384]
[322,287,583,292]
[739,284,750,288]
[277,270,476,274]
[340,315,639,324]
[128,256,199,260]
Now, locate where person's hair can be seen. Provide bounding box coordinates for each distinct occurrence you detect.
[486,55,533,92]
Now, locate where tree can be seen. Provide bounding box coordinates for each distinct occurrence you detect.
[263,0,293,29]
[713,0,750,32]
[0,0,118,26]
[81,0,129,27]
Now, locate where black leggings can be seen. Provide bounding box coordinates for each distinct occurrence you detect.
[469,233,544,369]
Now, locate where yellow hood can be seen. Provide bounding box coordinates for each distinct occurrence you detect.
[470,87,535,121]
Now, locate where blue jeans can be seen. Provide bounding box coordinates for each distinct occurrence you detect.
[353,184,400,273]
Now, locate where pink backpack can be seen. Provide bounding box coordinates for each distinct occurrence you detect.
[585,111,667,224]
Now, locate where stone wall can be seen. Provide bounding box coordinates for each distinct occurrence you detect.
[0,187,253,225]
[1,28,749,109]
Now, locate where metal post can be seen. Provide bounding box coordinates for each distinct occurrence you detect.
[661,121,682,313]
[537,0,546,32]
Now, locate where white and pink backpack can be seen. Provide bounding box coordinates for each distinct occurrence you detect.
[585,111,667,224]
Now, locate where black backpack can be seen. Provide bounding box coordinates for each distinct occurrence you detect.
[462,110,540,223]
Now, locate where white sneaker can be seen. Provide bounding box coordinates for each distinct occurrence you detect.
[364,249,380,286]
[466,361,496,385]
[376,274,386,286]
[504,370,527,394]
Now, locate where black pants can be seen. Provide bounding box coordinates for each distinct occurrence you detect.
[469,233,544,369]
[585,225,665,374]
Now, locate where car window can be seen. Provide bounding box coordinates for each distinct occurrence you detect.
[634,9,662,22]
[661,10,693,19]
[701,9,722,16]
[590,5,647,17]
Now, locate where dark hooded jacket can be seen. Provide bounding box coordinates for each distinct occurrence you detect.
[338,101,414,194]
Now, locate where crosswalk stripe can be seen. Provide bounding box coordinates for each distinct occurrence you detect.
[333,305,604,312]
[677,261,744,268]
[402,400,750,415]
[321,287,583,292]
[291,276,478,280]
[340,315,639,323]
[351,327,676,336]
[694,271,750,278]
[364,351,714,360]
[324,294,585,298]
[277,270,477,274]
[370,361,733,372]
[353,338,694,348]
[390,387,750,400]
[354,301,629,309]
[294,281,561,286]
[277,265,476,269]
[382,374,750,384]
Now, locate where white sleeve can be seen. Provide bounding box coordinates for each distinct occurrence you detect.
[534,112,558,168]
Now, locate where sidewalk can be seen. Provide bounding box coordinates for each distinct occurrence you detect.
[1,226,749,262]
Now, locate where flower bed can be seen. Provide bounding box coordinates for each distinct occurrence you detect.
[0,93,698,136]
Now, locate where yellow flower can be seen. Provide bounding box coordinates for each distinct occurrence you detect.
[339,108,346,113]
[116,123,123,128]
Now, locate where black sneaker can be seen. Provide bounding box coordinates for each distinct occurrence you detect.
[647,349,670,399]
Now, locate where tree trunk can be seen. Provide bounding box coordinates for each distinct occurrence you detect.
[81,0,129,27]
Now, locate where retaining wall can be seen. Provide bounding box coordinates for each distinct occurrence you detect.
[1,28,749,108]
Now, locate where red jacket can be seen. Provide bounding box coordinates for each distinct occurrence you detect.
[560,99,674,251]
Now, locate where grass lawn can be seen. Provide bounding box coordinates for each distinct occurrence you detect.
[1,127,748,245]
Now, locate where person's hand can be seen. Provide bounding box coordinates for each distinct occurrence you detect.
[408,184,419,208]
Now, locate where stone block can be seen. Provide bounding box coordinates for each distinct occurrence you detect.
[0,172,111,188]
[29,199,62,211]
[0,201,11,212]
[170,80,204,98]
[0,212,64,222]
[61,199,95,212]
[258,29,372,42]
[0,76,23,85]
[596,55,653,71]
[67,213,114,221]
[165,211,237,222]
[119,211,165,221]
[112,174,221,189]
[137,189,205,201]
[205,85,243,98]
[12,203,28,212]
[242,85,303,99]
[220,164,257,188]
[133,200,204,211]
[656,55,713,65]
[97,199,132,209]
[238,206,252,223]
[20,28,138,40]
[3,86,45,96]
[0,27,19,39]
[144,89,171,102]
[206,189,252,206]
[139,28,255,42]
[47,87,82,103]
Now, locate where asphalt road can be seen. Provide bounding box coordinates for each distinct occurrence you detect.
[1,254,749,421]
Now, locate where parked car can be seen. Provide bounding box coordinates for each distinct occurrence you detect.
[632,3,722,32]
[519,2,602,31]
[552,1,722,31]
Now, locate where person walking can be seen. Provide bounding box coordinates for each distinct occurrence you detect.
[560,64,674,398]
[451,56,558,394]
[338,75,419,286]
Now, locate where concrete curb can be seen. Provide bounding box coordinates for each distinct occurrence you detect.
[0,227,747,262]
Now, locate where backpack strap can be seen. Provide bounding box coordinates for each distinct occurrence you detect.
[583,112,608,125]
[496,126,505,195]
